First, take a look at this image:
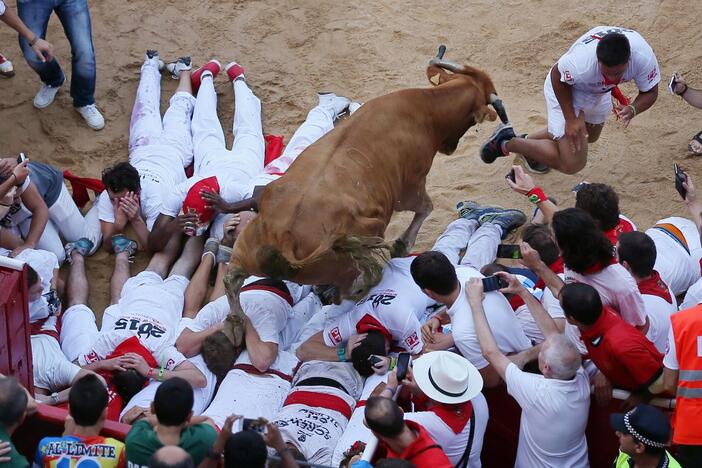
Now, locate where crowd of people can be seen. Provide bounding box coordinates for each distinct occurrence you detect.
[1,2,702,467]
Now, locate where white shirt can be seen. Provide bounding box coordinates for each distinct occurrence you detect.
[160,175,248,218]
[514,279,566,344]
[77,283,186,369]
[646,217,701,296]
[449,266,532,369]
[32,333,81,392]
[557,26,659,100]
[323,258,432,354]
[564,263,647,327]
[641,292,676,353]
[404,392,489,467]
[0,2,6,15]
[663,326,679,370]
[10,248,59,323]
[506,363,591,468]
[681,278,702,310]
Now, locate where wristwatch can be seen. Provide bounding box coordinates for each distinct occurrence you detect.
[50,392,60,404]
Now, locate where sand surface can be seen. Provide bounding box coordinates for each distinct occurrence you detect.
[1,0,701,317]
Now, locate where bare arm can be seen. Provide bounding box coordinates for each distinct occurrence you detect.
[19,182,49,249]
[663,367,679,395]
[520,241,565,298]
[244,316,278,372]
[295,331,343,362]
[466,278,511,381]
[147,214,176,252]
[496,271,560,338]
[0,5,53,61]
[121,353,207,388]
[130,216,149,250]
[632,84,659,115]
[505,165,559,225]
[176,324,223,358]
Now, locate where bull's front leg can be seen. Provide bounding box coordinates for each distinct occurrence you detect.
[391,190,433,258]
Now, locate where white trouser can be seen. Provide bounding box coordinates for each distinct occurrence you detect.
[191,76,264,182]
[60,304,99,362]
[432,218,500,271]
[18,185,102,262]
[129,60,195,168]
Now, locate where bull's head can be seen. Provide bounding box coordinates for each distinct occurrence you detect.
[426,45,509,125]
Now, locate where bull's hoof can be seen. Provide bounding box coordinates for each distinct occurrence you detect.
[390,238,409,258]
[222,313,245,348]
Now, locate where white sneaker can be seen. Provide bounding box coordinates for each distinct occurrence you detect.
[318,92,350,118]
[76,104,105,130]
[166,56,192,79]
[0,55,14,78]
[349,102,363,115]
[33,83,61,109]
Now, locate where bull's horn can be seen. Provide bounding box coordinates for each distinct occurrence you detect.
[489,93,509,124]
[428,58,466,73]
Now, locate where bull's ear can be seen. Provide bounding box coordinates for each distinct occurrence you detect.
[473,105,498,123]
[426,66,453,86]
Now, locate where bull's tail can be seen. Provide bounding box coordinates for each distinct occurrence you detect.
[333,235,391,300]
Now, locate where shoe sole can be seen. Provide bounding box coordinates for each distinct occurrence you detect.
[518,154,550,174]
[0,70,15,78]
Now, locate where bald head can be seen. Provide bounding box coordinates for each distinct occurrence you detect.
[364,396,404,438]
[149,446,194,468]
[541,334,582,380]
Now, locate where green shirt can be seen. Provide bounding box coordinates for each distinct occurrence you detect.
[124,420,216,467]
[613,449,682,468]
[0,426,29,468]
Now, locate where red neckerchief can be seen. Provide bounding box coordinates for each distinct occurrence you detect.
[99,336,159,421]
[637,270,673,304]
[356,314,393,343]
[412,392,473,434]
[604,218,635,245]
[534,257,565,290]
[581,257,617,275]
[579,306,618,343]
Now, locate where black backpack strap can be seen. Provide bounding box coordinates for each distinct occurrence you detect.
[454,410,476,468]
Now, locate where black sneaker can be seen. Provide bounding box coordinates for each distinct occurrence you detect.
[479,208,527,239]
[480,123,516,164]
[516,134,550,174]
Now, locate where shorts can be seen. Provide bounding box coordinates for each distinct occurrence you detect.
[544,75,611,139]
[32,334,81,392]
[60,304,99,362]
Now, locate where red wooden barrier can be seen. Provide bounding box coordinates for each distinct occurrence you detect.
[0,257,33,392]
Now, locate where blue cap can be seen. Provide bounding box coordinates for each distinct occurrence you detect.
[610,404,671,448]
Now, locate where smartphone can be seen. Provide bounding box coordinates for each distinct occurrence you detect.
[668,74,678,95]
[396,352,411,381]
[496,244,522,259]
[571,181,590,193]
[16,153,26,164]
[368,355,382,367]
[242,418,265,433]
[674,163,687,199]
[505,169,516,183]
[482,275,507,292]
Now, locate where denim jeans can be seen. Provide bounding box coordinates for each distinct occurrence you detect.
[17,0,96,107]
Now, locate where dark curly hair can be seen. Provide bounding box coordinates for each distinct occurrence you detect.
[101,162,140,194]
[575,183,620,231]
[552,208,614,274]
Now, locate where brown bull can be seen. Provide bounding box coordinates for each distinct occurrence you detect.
[205,50,509,372]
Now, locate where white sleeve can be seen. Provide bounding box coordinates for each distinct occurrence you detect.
[159,346,187,370]
[0,1,6,16]
[633,45,660,92]
[323,313,355,347]
[221,181,248,203]
[505,362,540,409]
[96,191,115,223]
[397,314,424,354]
[249,302,288,344]
[556,51,580,86]
[616,286,647,327]
[77,332,119,366]
[663,326,679,370]
[184,297,230,332]
[160,183,187,217]
[541,288,566,319]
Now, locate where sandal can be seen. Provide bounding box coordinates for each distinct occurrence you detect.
[688,130,702,155]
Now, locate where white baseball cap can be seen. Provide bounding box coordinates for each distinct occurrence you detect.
[412,351,483,404]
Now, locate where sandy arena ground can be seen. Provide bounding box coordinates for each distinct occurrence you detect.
[1,0,701,318]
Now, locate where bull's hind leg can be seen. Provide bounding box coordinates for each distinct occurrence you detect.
[222,266,247,347]
[391,189,433,257]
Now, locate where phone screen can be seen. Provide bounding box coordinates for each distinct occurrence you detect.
[396,352,411,381]
[496,244,521,259]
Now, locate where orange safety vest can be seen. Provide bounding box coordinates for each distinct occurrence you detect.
[671,305,702,444]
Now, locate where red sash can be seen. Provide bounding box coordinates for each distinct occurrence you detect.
[637,270,673,304]
[241,278,293,306]
[283,390,353,420]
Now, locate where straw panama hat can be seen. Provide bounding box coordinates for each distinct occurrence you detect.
[412,351,483,404]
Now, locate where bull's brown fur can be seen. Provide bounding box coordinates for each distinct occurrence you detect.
[222,61,500,339]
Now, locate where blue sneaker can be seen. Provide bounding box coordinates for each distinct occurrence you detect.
[456,201,505,222]
[480,123,515,164]
[479,208,527,239]
[64,238,95,263]
[111,234,137,260]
